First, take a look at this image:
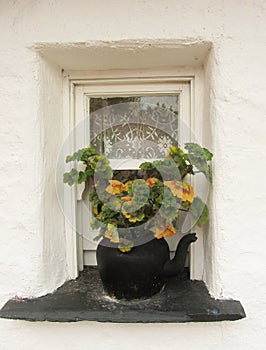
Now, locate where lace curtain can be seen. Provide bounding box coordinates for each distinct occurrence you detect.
[89,96,179,159]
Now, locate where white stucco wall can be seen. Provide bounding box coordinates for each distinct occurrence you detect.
[1,0,266,349]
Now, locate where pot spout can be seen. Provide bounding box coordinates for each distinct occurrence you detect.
[163,233,197,277]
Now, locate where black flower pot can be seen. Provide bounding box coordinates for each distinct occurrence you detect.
[96,236,169,300]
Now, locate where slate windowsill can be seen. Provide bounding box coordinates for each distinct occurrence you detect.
[0,267,245,323]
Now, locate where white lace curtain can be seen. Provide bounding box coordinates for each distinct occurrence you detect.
[89,96,179,159]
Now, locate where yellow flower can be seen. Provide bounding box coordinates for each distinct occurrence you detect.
[118,246,132,253]
[105,180,125,195]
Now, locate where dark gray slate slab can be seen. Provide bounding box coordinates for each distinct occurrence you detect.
[0,267,245,323]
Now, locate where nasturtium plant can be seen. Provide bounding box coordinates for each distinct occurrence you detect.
[63,143,213,252]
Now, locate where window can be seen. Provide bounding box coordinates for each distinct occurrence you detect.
[63,70,205,280]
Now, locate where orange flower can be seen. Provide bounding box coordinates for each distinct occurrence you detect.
[164,181,194,203]
[164,181,183,198]
[154,223,176,239]
[146,177,159,187]
[121,196,132,202]
[181,183,194,203]
[105,180,125,195]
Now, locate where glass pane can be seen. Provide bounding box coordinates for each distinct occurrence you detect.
[89,95,179,159]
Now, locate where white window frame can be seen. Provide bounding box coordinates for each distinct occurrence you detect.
[75,83,189,169]
[63,68,204,281]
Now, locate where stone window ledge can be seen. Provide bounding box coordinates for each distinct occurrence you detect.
[0,267,245,323]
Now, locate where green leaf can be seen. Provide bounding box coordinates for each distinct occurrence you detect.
[100,204,117,221]
[85,168,94,177]
[80,147,98,162]
[63,168,79,185]
[90,217,102,230]
[139,162,155,171]
[93,226,106,241]
[65,147,98,163]
[78,171,87,184]
[190,197,209,227]
[118,239,134,253]
[184,143,213,182]
[66,155,73,163]
[105,224,119,243]
[203,148,213,161]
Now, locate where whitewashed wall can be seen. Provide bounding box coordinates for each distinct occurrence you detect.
[1,0,266,349]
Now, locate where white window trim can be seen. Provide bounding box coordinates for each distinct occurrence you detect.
[63,68,204,280]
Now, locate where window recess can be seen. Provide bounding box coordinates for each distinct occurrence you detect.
[68,75,203,278]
